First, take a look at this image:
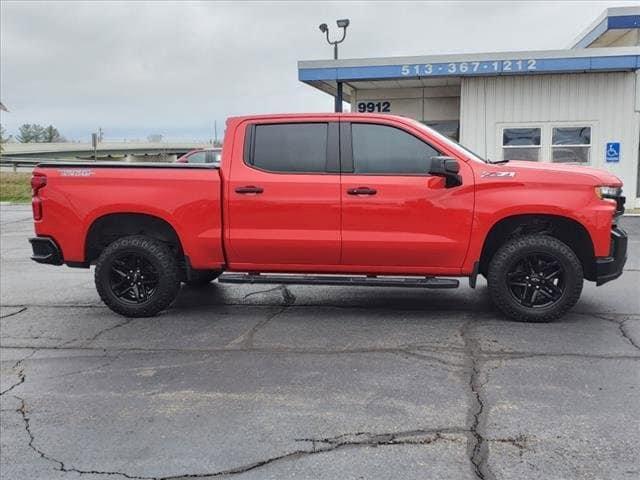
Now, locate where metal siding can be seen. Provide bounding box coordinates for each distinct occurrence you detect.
[460,72,640,206]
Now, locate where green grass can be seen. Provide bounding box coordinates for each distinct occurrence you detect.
[0,172,31,202]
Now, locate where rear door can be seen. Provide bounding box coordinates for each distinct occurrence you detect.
[226,119,341,268]
[339,119,474,271]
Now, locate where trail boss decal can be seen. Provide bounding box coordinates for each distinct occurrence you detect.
[481,171,516,178]
[58,169,95,177]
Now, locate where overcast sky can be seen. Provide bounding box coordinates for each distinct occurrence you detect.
[0,0,635,141]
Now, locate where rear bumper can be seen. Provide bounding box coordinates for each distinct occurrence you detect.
[29,237,63,265]
[595,227,627,286]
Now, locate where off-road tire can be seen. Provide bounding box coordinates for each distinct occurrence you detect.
[95,235,180,317]
[488,235,583,322]
[184,270,221,287]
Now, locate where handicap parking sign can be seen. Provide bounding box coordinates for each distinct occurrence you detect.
[605,142,620,163]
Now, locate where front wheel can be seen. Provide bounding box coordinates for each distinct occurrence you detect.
[487,235,583,323]
[95,235,180,317]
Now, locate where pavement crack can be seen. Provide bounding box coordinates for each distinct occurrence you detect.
[489,434,529,458]
[14,396,150,479]
[397,350,467,370]
[57,318,136,348]
[588,313,640,352]
[619,319,640,351]
[279,285,296,306]
[295,427,468,448]
[163,429,464,479]
[47,351,126,379]
[0,306,27,319]
[9,402,467,480]
[242,286,285,300]
[226,286,295,349]
[461,320,495,480]
[0,350,35,396]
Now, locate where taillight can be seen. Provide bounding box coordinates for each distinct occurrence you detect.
[31,173,47,221]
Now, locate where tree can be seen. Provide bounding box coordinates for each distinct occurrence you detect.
[17,124,35,143]
[0,124,11,154]
[16,123,64,143]
[147,134,163,143]
[43,125,64,142]
[0,124,10,143]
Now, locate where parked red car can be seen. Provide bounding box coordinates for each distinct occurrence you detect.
[176,148,221,164]
[29,113,626,322]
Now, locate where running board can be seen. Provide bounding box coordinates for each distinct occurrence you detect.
[218,273,459,289]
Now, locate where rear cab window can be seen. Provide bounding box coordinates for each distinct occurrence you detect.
[245,123,338,173]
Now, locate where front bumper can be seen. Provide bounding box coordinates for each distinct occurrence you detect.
[29,237,63,265]
[595,227,627,286]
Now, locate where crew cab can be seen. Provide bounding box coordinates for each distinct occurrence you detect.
[29,113,627,322]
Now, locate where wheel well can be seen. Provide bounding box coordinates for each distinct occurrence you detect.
[85,213,184,264]
[479,214,596,281]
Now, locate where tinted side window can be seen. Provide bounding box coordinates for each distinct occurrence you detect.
[252,123,327,173]
[187,151,207,163]
[351,123,440,174]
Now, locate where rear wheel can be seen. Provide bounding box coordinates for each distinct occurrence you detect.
[95,235,180,317]
[487,235,583,322]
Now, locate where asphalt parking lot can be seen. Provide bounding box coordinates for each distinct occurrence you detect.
[1,204,638,480]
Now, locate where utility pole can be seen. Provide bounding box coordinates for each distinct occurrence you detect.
[92,133,98,161]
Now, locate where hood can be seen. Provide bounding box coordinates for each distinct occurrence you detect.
[492,161,622,187]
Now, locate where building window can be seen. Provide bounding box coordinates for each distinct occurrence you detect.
[551,126,591,164]
[502,127,541,161]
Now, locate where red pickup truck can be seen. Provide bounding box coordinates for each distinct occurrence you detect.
[29,113,627,322]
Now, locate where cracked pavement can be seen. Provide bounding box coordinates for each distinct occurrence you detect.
[1,204,639,479]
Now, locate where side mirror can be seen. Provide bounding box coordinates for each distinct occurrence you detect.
[429,156,462,188]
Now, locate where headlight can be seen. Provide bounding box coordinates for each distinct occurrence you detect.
[595,186,622,199]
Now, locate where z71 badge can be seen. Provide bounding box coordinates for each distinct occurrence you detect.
[481,171,516,178]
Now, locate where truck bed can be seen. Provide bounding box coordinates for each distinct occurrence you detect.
[33,162,225,269]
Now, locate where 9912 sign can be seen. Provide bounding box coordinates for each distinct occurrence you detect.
[357,101,391,113]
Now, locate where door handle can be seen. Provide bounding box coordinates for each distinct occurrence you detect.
[347,187,377,195]
[235,185,264,194]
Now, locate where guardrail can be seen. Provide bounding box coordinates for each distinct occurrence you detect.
[0,156,181,172]
[0,157,86,172]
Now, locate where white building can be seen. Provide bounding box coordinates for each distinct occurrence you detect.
[298,7,640,208]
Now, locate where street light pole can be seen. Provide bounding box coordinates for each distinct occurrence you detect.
[319,19,350,113]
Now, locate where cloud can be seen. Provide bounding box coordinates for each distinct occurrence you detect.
[0,0,624,141]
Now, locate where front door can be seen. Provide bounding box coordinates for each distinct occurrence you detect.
[226,120,341,268]
[340,120,474,272]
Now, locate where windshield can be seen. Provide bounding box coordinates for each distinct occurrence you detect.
[408,119,488,164]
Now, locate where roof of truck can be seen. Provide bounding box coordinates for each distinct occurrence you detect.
[227,113,409,122]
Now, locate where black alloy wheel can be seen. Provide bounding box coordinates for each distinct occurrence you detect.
[506,253,565,308]
[487,235,583,323]
[109,253,159,304]
[95,235,180,317]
